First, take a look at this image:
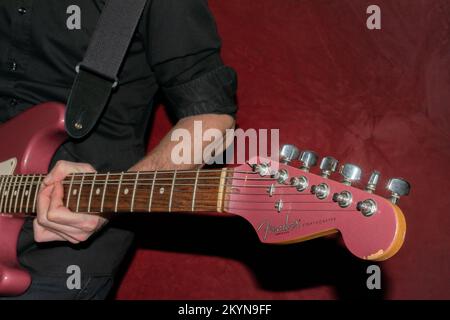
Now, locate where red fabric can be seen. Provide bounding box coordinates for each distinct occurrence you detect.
[116,0,450,299]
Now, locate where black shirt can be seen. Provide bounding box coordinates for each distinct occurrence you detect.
[0,0,237,277]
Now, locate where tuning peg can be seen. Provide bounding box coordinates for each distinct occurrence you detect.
[320,156,339,178]
[298,150,318,172]
[279,144,300,164]
[366,171,381,193]
[339,163,362,186]
[386,178,410,204]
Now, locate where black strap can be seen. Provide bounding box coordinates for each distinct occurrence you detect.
[65,0,147,139]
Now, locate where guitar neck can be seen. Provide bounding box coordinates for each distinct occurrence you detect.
[0,168,233,215]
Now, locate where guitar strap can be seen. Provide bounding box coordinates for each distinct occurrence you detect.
[65,0,148,139]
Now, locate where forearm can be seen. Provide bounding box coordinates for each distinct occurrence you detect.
[129,113,235,171]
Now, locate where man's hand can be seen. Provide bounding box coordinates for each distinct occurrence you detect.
[34,160,107,244]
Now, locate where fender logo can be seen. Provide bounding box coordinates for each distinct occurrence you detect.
[257,215,300,241]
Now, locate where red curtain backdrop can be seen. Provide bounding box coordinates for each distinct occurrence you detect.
[116,0,450,299]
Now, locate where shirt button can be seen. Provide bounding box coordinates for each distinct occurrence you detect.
[18,7,27,15]
[10,99,18,106]
[10,61,17,71]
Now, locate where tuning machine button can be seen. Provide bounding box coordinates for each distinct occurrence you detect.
[280,144,300,164]
[320,156,339,178]
[366,171,381,193]
[386,178,410,204]
[339,163,362,186]
[299,150,318,172]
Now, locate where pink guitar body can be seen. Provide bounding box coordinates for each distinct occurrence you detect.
[0,102,66,296]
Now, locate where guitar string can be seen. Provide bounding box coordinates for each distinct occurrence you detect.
[0,187,325,197]
[0,198,358,213]
[6,205,356,214]
[0,187,359,213]
[0,168,254,179]
[0,165,324,181]
[0,194,344,206]
[0,182,366,199]
[0,194,348,215]
[0,167,342,188]
[0,175,291,185]
[0,168,253,174]
[0,179,289,187]
[0,173,340,188]
[0,184,323,190]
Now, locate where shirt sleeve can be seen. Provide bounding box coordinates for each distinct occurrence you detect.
[138,0,238,119]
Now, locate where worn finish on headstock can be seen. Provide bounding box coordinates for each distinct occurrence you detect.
[225,156,407,261]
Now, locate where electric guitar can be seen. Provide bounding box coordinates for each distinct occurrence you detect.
[0,102,409,296]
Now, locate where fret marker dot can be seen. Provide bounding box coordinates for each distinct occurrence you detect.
[73,189,77,196]
[96,188,101,195]
[25,191,29,196]
[159,187,165,194]
[124,188,129,195]
[14,190,18,196]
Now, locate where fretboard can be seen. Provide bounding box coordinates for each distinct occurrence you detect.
[0,168,233,215]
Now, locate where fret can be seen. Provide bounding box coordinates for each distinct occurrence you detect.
[14,175,24,212]
[75,173,85,213]
[4,175,12,213]
[0,176,3,199]
[87,172,97,213]
[25,174,35,213]
[191,168,200,212]
[5,175,13,212]
[114,172,124,212]
[4,175,14,213]
[8,175,19,213]
[168,170,177,212]
[6,175,13,212]
[0,175,7,212]
[148,170,157,212]
[19,174,29,212]
[100,172,109,212]
[130,171,139,212]
[216,168,228,213]
[32,175,43,213]
[65,174,75,208]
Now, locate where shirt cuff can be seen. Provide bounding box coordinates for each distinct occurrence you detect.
[161,65,238,119]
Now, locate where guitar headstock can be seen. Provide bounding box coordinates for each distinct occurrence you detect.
[226,145,410,261]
